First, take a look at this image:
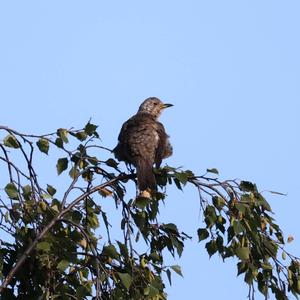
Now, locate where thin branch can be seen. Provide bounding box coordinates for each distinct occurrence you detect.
[0,173,132,293]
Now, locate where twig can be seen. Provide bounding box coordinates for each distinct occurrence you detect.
[0,173,131,293]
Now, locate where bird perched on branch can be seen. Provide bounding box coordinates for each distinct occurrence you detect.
[113,97,173,191]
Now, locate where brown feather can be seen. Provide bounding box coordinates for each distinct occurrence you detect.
[136,158,156,191]
[113,97,173,191]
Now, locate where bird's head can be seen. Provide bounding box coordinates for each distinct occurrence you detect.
[138,97,173,118]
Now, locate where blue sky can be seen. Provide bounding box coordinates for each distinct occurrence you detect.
[0,1,299,299]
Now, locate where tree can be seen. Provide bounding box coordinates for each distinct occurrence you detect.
[0,123,298,300]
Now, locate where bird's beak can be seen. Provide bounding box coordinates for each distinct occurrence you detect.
[162,103,174,109]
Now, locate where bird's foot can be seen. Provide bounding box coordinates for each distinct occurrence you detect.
[139,189,152,199]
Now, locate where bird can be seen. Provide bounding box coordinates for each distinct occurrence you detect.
[113,97,173,191]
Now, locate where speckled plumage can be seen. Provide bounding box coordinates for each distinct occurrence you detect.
[113,97,173,190]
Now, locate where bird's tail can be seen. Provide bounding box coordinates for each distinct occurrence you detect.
[136,158,156,191]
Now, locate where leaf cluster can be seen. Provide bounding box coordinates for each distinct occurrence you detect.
[0,124,298,300]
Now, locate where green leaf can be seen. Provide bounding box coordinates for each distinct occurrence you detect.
[57,128,69,143]
[244,270,254,285]
[204,206,217,229]
[84,122,98,136]
[75,131,88,141]
[261,262,272,270]
[103,245,119,260]
[197,228,209,242]
[256,194,272,212]
[149,252,161,263]
[262,238,278,257]
[71,210,82,224]
[205,205,217,219]
[117,272,132,290]
[236,247,250,260]
[117,241,128,258]
[233,221,245,235]
[227,226,235,243]
[36,241,51,252]
[216,235,224,252]
[81,268,89,279]
[239,181,256,192]
[282,251,286,260]
[132,212,146,230]
[163,223,178,232]
[105,158,119,168]
[3,134,20,148]
[257,272,268,296]
[240,194,252,203]
[212,196,226,210]
[174,172,189,185]
[56,157,68,175]
[171,265,183,277]
[237,261,248,276]
[235,203,246,214]
[51,204,60,213]
[87,156,98,165]
[175,241,184,257]
[69,166,79,179]
[5,183,19,200]
[57,260,70,272]
[36,138,49,154]
[166,269,172,285]
[173,178,182,190]
[55,137,64,148]
[144,286,150,296]
[46,184,57,196]
[147,285,159,297]
[205,240,218,257]
[22,184,32,195]
[76,285,91,298]
[207,168,219,175]
[135,196,149,209]
[87,212,99,229]
[297,279,300,294]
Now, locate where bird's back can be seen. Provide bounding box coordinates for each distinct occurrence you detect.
[113,97,173,191]
[114,112,160,165]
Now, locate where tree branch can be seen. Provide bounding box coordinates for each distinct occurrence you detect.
[0,173,131,293]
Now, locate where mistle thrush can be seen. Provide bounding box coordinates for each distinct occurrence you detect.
[113,97,173,191]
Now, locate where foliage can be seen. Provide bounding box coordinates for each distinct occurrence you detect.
[0,123,298,300]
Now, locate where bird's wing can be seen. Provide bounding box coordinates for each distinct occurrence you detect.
[115,113,159,164]
[114,117,137,162]
[155,121,172,168]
